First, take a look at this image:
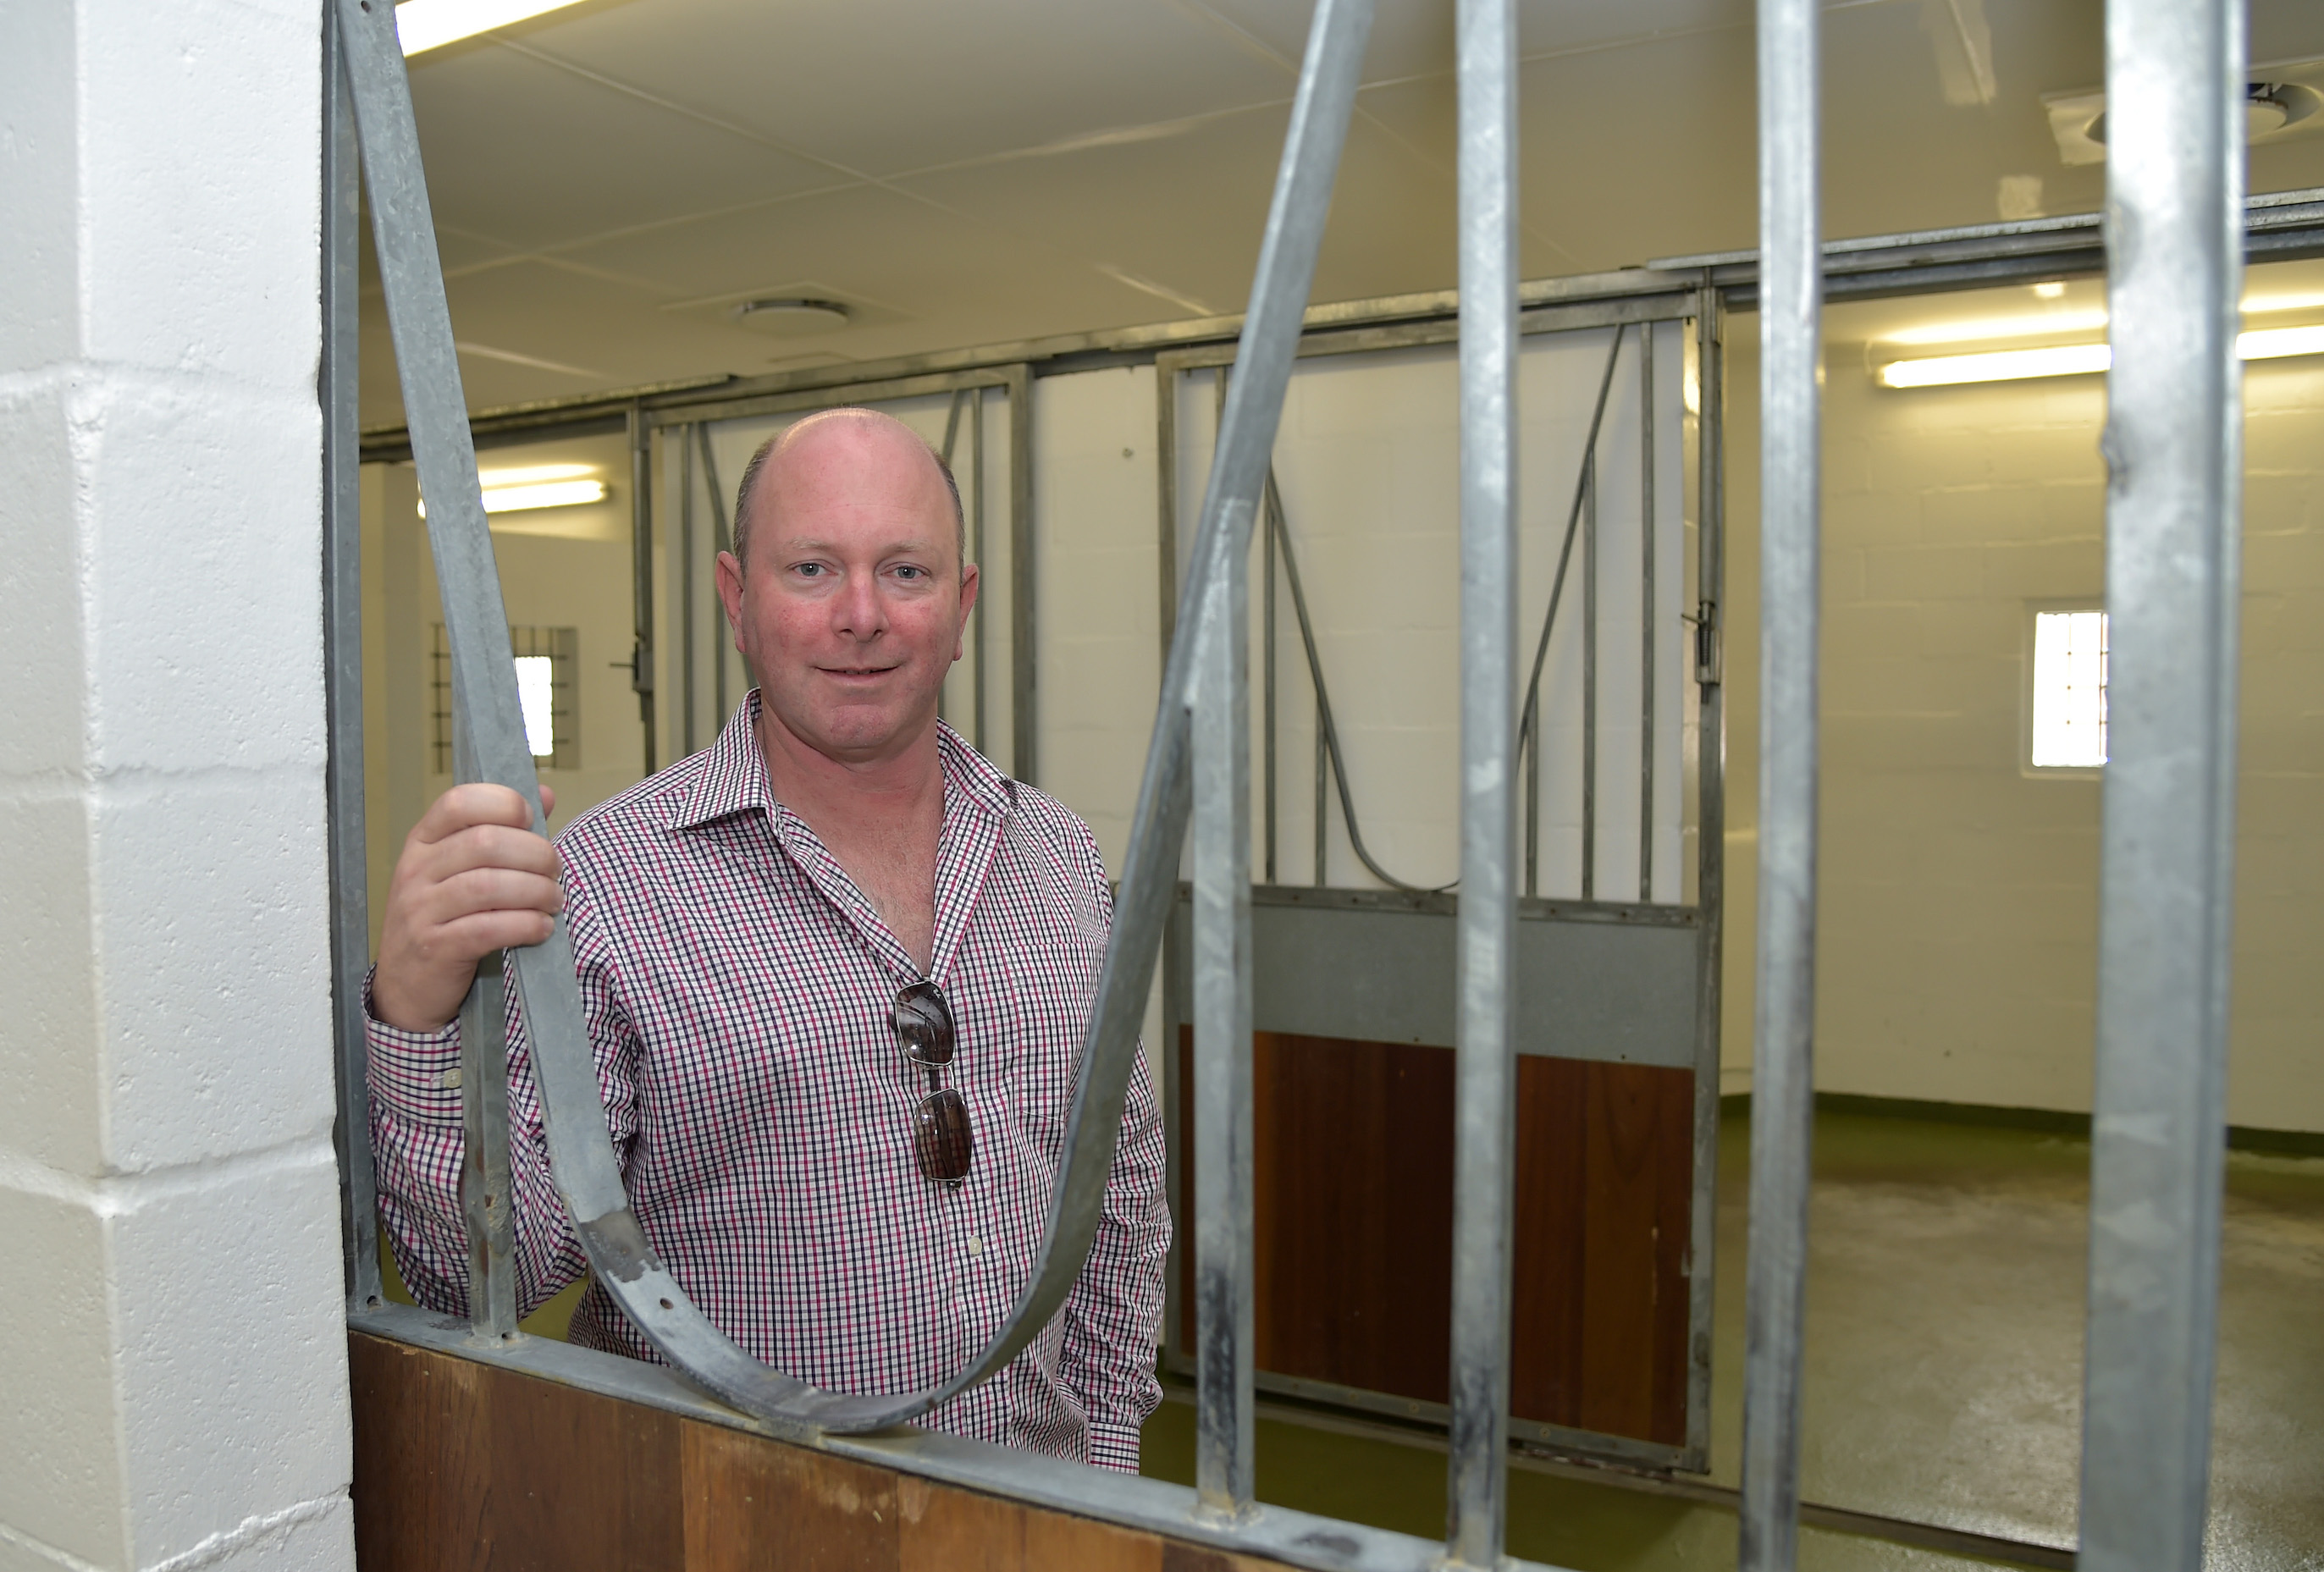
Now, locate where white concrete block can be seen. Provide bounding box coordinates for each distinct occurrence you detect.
[0,1183,128,1570]
[110,1149,351,1568]
[0,788,102,1172]
[187,1497,356,1572]
[90,772,333,1171]
[77,374,325,780]
[75,1,320,389]
[0,4,79,376]
[0,382,88,781]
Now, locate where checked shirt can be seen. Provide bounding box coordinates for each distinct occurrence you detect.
[366,696,1170,1470]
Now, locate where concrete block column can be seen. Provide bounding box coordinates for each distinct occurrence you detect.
[0,3,354,1569]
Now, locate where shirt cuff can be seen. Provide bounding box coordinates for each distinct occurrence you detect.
[363,966,466,1126]
[1085,1420,1142,1475]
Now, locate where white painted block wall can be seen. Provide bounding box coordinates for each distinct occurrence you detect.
[0,3,355,1569]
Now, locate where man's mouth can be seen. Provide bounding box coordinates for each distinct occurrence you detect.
[820,664,899,678]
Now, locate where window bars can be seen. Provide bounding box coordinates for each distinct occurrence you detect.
[323,0,2254,1565]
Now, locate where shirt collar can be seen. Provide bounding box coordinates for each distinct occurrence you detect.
[668,691,1013,832]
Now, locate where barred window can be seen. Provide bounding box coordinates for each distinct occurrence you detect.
[432,624,580,772]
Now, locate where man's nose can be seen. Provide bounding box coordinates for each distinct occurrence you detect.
[831,569,886,638]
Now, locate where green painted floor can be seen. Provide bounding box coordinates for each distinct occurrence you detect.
[1137,1106,2324,1572]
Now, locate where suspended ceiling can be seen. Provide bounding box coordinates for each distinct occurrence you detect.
[360,0,2324,427]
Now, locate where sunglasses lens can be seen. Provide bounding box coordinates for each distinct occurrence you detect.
[914,1087,974,1184]
[891,980,955,1067]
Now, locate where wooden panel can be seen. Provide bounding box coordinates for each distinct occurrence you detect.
[350,1332,492,1572]
[351,1332,1292,1570]
[1178,1030,1693,1447]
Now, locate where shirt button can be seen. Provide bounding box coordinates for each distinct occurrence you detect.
[964,1234,984,1256]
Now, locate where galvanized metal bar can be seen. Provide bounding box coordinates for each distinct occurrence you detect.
[695,423,732,725]
[1640,321,1657,902]
[1740,0,1823,1563]
[1191,483,1256,1520]
[1007,363,1036,782]
[1268,477,1438,893]
[458,953,519,1339]
[1582,451,1598,901]
[322,0,380,1315]
[1157,367,1180,670]
[629,404,656,773]
[1263,483,1279,885]
[1523,689,1541,896]
[1445,0,1520,1561]
[679,422,698,755]
[1314,723,1328,885]
[970,389,989,753]
[1686,291,1730,1464]
[2079,1,2244,1568]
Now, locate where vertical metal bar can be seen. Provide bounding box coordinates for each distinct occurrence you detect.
[1686,290,1729,1465]
[322,0,381,1313]
[458,952,518,1339]
[1640,320,1658,902]
[1157,367,1180,670]
[1445,0,1519,1562]
[629,405,656,774]
[1741,0,1823,1563]
[1313,724,1328,885]
[679,422,698,756]
[1191,489,1256,1522]
[971,388,989,754]
[936,391,968,728]
[1582,450,1598,901]
[1523,691,1540,896]
[696,422,731,726]
[1263,489,1279,885]
[1007,364,1036,783]
[2080,2,2243,1568]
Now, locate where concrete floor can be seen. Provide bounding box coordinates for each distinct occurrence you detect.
[1140,1105,2324,1572]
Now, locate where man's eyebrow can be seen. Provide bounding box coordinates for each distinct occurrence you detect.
[770,538,944,560]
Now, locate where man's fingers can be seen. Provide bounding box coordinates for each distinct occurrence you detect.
[411,782,538,846]
[434,907,559,957]
[418,823,562,885]
[423,866,565,924]
[539,783,557,819]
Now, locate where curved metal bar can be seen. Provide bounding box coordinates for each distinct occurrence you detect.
[1264,472,1444,893]
[337,0,1374,1437]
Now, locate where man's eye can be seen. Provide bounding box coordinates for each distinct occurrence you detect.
[795,563,828,578]
[895,565,926,581]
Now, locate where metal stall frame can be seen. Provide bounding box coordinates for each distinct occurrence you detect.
[1149,282,1723,1481]
[328,0,2324,1551]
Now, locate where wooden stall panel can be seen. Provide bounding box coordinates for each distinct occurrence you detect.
[1178,1031,1693,1447]
[350,1333,1289,1571]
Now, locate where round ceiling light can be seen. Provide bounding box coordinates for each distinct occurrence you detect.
[2087,82,2321,147]
[731,297,852,336]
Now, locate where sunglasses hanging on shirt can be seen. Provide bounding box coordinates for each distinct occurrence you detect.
[891,979,974,1187]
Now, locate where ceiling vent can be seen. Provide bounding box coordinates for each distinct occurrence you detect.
[2045,60,2324,166]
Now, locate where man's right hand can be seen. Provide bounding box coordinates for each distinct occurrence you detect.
[373,783,563,1033]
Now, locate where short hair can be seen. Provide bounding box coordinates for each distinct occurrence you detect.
[728,408,965,572]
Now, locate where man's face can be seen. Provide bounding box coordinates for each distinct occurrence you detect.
[715,414,976,764]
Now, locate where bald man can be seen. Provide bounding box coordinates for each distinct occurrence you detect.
[364,409,1169,1471]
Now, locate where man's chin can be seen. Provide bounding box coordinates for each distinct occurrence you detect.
[765,692,930,760]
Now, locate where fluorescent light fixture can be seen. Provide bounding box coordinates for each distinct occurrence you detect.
[2030,610,2107,769]
[396,0,589,57]
[1882,325,2324,387]
[1881,342,2112,388]
[483,478,607,512]
[2238,323,2324,361]
[478,462,596,488]
[417,477,608,516]
[1882,310,2109,347]
[514,656,556,758]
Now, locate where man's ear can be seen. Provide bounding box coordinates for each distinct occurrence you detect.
[715,549,748,652]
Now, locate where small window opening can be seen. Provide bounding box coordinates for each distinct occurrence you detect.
[2030,608,2107,769]
[433,625,580,773]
